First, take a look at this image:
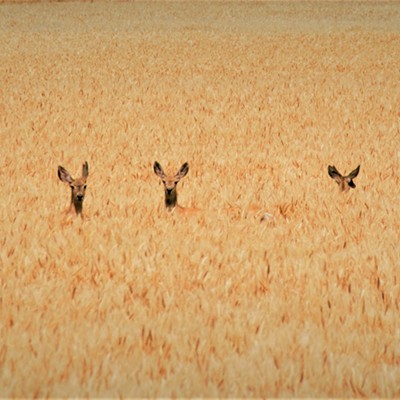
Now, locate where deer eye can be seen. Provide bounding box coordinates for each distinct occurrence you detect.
[84,185,87,189]
[69,185,75,189]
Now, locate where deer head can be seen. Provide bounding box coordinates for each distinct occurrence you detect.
[328,165,360,192]
[58,161,89,216]
[153,161,189,210]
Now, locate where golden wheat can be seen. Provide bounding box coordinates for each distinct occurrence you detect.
[0,1,399,397]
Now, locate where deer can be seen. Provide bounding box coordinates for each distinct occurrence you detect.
[153,161,194,212]
[58,161,89,217]
[153,161,274,221]
[328,164,360,192]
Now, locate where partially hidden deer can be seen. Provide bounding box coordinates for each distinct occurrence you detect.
[58,161,89,217]
[328,164,360,192]
[153,161,197,212]
[153,161,274,221]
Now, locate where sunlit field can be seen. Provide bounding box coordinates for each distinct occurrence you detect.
[1,1,400,397]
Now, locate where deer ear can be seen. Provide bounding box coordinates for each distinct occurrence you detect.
[58,166,73,184]
[82,161,89,179]
[328,165,342,183]
[176,162,189,180]
[347,165,360,180]
[348,180,356,189]
[154,161,166,179]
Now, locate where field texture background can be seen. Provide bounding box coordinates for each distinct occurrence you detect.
[1,1,400,397]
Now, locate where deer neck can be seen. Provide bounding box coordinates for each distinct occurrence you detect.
[339,182,349,193]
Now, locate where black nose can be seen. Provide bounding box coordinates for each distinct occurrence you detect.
[76,194,84,201]
[166,188,173,195]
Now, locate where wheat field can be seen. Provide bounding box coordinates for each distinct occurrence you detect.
[1,1,400,398]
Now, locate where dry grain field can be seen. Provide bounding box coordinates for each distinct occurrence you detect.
[1,1,400,397]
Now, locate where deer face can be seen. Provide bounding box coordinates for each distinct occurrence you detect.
[58,162,89,215]
[68,177,87,203]
[328,165,360,192]
[153,161,189,209]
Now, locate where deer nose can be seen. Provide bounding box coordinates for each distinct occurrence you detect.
[76,194,84,202]
[166,188,173,195]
